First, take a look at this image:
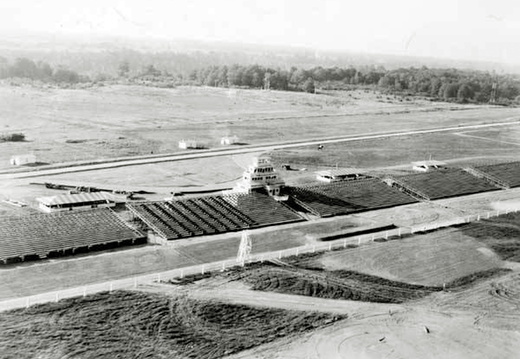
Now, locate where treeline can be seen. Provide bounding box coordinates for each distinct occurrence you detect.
[377,67,520,103]
[1,54,520,104]
[184,65,385,93]
[180,64,520,103]
[0,57,88,84]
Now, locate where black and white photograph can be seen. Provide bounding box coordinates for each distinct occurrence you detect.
[0,1,519,358]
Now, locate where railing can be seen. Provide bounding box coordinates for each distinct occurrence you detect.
[385,176,430,201]
[463,166,510,189]
[0,207,518,312]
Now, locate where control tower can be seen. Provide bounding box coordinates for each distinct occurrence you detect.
[233,156,285,196]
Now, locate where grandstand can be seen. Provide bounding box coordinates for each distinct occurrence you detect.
[0,209,144,264]
[391,168,499,200]
[286,179,418,217]
[36,192,118,213]
[127,192,304,240]
[474,161,520,188]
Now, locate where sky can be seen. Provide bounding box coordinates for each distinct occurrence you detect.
[1,0,519,64]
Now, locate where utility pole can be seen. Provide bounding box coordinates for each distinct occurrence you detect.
[236,230,252,266]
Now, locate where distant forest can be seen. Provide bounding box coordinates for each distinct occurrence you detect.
[1,54,519,104]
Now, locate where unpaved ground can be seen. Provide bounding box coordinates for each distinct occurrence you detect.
[138,280,401,316]
[228,304,520,359]
[1,83,516,168]
[138,262,520,359]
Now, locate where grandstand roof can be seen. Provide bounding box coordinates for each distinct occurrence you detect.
[36,192,115,206]
[315,168,365,177]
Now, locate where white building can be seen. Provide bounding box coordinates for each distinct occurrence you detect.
[411,160,446,172]
[36,192,118,213]
[220,135,239,145]
[10,154,36,166]
[179,139,205,149]
[233,156,285,196]
[315,168,366,183]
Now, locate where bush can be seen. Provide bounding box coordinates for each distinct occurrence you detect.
[0,133,25,142]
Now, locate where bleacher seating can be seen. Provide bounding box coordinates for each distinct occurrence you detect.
[0,209,143,264]
[127,192,303,240]
[286,179,418,217]
[229,192,304,225]
[395,168,499,200]
[475,162,520,188]
[284,187,354,217]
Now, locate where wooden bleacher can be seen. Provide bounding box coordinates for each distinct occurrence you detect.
[127,192,303,240]
[475,161,520,188]
[286,179,418,217]
[0,209,144,264]
[394,168,499,200]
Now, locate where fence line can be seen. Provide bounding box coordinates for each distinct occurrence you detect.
[0,208,517,312]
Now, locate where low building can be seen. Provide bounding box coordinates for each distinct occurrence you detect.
[412,160,446,172]
[179,139,204,149]
[10,154,36,166]
[315,168,366,183]
[220,135,239,145]
[36,192,118,213]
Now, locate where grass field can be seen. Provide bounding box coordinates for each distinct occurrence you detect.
[0,290,341,359]
[236,263,442,303]
[1,83,517,169]
[1,84,519,216]
[269,124,520,170]
[461,212,520,262]
[228,257,507,304]
[299,228,504,286]
[2,82,520,359]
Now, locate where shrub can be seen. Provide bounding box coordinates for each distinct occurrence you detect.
[0,133,25,142]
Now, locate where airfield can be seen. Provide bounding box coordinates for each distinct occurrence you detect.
[1,85,520,358]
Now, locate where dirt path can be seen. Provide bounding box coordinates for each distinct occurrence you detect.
[224,270,520,359]
[136,268,520,359]
[138,280,404,316]
[231,308,520,359]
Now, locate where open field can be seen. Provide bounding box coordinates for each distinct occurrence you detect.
[1,83,517,170]
[216,231,519,359]
[1,84,520,358]
[299,228,504,286]
[235,263,443,303]
[0,83,518,216]
[0,290,341,359]
[230,300,520,359]
[4,121,520,212]
[460,212,520,262]
[218,245,507,304]
[152,225,517,359]
[269,123,520,170]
